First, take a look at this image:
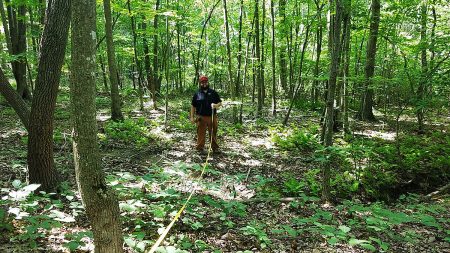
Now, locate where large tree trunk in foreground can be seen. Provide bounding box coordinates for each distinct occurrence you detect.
[71,0,124,252]
[27,0,71,192]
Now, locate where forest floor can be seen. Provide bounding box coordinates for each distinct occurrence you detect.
[0,91,449,253]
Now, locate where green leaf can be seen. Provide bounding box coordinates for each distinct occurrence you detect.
[360,243,377,251]
[328,237,339,245]
[12,180,22,189]
[65,241,80,251]
[191,222,203,230]
[348,238,370,246]
[339,225,351,233]
[124,237,136,248]
[23,184,41,192]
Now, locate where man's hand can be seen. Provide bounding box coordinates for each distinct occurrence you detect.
[211,103,220,109]
[190,116,196,124]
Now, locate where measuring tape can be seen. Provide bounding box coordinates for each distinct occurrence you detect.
[146,111,215,253]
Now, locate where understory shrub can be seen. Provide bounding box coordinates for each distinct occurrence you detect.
[102,118,154,147]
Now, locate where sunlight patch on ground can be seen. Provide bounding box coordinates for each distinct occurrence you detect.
[354,129,397,141]
[150,125,173,141]
[241,159,262,167]
[249,138,274,148]
[164,165,187,177]
[0,129,26,139]
[166,150,186,158]
[96,109,111,122]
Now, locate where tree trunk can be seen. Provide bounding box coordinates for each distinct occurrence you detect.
[236,0,244,96]
[193,0,220,85]
[240,16,254,124]
[176,0,183,90]
[99,54,109,92]
[27,0,71,193]
[358,0,380,121]
[103,0,123,121]
[0,67,30,129]
[270,0,276,116]
[342,2,351,134]
[278,0,288,94]
[335,2,351,131]
[164,0,169,128]
[127,0,144,110]
[152,0,160,103]
[283,23,311,126]
[143,21,153,96]
[312,1,324,106]
[222,0,236,122]
[417,3,427,133]
[322,0,342,202]
[255,0,262,116]
[0,0,12,54]
[7,1,31,99]
[71,0,124,251]
[260,0,266,105]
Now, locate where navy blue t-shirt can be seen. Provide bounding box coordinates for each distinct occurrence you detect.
[192,88,222,116]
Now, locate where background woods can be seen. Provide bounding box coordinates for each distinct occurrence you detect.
[0,0,449,252]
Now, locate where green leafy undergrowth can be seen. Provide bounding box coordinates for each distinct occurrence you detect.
[1,180,83,250]
[271,125,321,152]
[344,132,450,200]
[101,117,157,147]
[275,198,448,252]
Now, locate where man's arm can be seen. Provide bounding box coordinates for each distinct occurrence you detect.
[211,91,222,109]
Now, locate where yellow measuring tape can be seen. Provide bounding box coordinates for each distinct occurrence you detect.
[146,112,215,253]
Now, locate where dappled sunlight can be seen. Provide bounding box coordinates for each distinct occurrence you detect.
[96,113,110,122]
[354,129,397,141]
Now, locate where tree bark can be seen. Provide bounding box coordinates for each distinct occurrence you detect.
[27,0,71,192]
[342,1,351,133]
[322,0,342,202]
[142,21,154,98]
[103,0,123,121]
[255,0,262,116]
[127,0,144,110]
[176,0,183,90]
[99,54,109,92]
[222,0,236,122]
[278,0,288,94]
[236,0,244,96]
[193,0,220,85]
[416,3,427,133]
[270,0,276,116]
[164,0,169,128]
[7,1,31,99]
[152,0,160,101]
[358,0,380,121]
[312,1,324,106]
[283,22,311,126]
[71,0,124,251]
[0,67,30,129]
[260,0,266,105]
[0,0,12,54]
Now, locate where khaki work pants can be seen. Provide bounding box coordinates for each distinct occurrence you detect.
[196,115,219,151]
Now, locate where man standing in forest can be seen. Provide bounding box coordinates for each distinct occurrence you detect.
[190,75,222,153]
